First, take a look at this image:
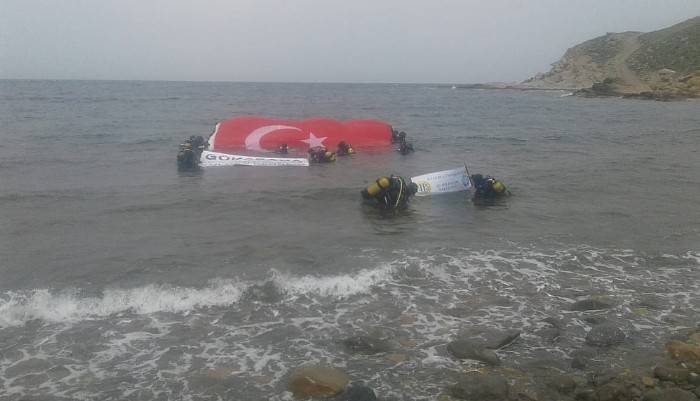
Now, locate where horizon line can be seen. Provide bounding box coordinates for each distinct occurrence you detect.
[0,77,522,86]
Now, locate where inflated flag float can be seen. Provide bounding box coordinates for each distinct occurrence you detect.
[207,116,394,152]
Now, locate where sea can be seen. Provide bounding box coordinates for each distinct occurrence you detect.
[1,80,699,400]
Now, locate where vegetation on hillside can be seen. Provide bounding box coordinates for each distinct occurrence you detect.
[522,16,700,99]
[627,16,700,76]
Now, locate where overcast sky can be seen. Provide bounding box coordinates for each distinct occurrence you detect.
[1,0,699,83]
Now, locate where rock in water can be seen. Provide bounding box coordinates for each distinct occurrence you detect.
[653,365,690,384]
[570,348,598,369]
[342,335,396,354]
[447,340,501,365]
[337,383,377,401]
[570,299,614,311]
[585,324,626,347]
[288,365,350,399]
[666,340,700,368]
[546,374,578,395]
[455,327,521,349]
[449,372,509,400]
[642,387,698,401]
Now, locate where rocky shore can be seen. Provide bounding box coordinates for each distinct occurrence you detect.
[517,17,700,101]
[281,298,700,400]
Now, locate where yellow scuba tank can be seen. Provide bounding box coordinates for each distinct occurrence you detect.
[492,180,506,194]
[365,177,391,196]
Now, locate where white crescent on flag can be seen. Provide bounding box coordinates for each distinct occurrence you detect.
[244,125,302,151]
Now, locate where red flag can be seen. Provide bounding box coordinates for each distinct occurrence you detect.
[209,117,393,152]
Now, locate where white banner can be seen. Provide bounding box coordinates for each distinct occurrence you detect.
[411,166,471,196]
[200,151,309,167]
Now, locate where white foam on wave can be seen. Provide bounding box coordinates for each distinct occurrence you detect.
[270,263,396,298]
[0,280,246,327]
[0,264,399,327]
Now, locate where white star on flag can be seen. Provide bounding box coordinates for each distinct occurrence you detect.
[300,132,327,148]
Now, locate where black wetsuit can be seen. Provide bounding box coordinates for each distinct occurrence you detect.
[308,146,335,163]
[177,145,198,170]
[362,176,417,209]
[337,142,353,156]
[471,174,507,199]
[177,136,207,171]
[398,142,414,155]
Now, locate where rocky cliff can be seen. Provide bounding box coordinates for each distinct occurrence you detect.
[521,16,700,99]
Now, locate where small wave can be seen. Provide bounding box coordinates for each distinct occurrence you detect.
[0,281,245,327]
[0,265,397,327]
[270,264,394,298]
[2,247,698,328]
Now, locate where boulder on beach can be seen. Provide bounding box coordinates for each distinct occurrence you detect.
[288,365,350,399]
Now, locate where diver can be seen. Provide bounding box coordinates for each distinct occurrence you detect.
[277,143,289,154]
[471,174,509,200]
[392,130,407,144]
[308,146,337,163]
[177,135,207,171]
[336,141,355,156]
[177,142,198,171]
[188,135,207,151]
[361,175,418,210]
[398,141,414,155]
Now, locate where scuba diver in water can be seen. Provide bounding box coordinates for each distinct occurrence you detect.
[308,146,337,163]
[189,135,207,150]
[336,141,355,156]
[471,174,509,200]
[398,141,414,155]
[177,135,207,171]
[392,130,407,144]
[277,143,289,154]
[361,175,418,210]
[391,129,413,155]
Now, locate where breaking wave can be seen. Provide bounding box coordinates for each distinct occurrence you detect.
[2,247,698,328]
[0,264,396,327]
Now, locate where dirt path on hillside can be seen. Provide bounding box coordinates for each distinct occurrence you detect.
[613,36,651,93]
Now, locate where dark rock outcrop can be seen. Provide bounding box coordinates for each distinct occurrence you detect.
[449,372,510,400]
[585,324,626,347]
[288,365,350,399]
[447,340,501,365]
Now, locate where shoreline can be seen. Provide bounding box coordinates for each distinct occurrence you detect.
[448,83,700,101]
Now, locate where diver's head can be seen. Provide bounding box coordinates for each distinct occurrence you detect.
[408,182,418,196]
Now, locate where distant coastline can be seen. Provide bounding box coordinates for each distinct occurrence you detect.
[487,16,700,101]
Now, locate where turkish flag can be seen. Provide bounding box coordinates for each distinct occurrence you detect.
[209,117,393,152]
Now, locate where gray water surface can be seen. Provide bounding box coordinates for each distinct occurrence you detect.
[1,80,699,400]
